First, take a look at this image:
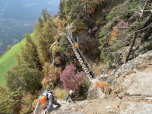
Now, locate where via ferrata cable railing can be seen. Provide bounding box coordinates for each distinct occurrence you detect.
[49,24,94,81]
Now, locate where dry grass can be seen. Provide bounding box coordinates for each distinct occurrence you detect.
[92,62,105,76]
[54,88,67,100]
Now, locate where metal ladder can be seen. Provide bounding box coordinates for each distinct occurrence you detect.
[66,25,92,80]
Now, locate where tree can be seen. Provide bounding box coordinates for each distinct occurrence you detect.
[41,8,51,22]
[34,19,55,64]
[98,0,150,66]
[24,32,42,70]
[38,17,44,28]
[0,86,22,114]
[65,0,72,15]
[4,54,42,93]
[58,0,66,20]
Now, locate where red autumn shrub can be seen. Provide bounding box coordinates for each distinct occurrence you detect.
[60,64,90,97]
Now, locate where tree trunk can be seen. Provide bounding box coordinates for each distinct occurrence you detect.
[125,31,138,63]
[125,0,149,63]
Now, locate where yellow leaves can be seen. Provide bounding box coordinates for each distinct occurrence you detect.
[73,42,79,48]
[52,43,61,56]
[42,77,48,89]
[32,99,38,110]
[54,88,67,99]
[62,18,68,28]
[94,81,111,94]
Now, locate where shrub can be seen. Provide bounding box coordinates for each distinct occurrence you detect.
[42,64,62,89]
[72,20,84,35]
[20,94,37,114]
[92,62,105,76]
[94,81,111,94]
[32,99,38,111]
[54,56,61,65]
[54,88,67,99]
[52,43,61,56]
[60,64,90,98]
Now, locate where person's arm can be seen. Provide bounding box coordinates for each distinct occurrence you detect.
[46,93,53,112]
[65,94,70,100]
[34,96,41,114]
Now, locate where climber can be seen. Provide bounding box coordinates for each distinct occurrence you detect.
[34,89,61,114]
[89,70,94,78]
[65,90,75,102]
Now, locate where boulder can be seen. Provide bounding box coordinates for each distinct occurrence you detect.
[92,27,98,32]
[87,79,98,100]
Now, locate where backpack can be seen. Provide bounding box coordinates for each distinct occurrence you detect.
[42,89,53,100]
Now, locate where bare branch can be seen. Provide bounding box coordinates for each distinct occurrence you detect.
[141,0,149,18]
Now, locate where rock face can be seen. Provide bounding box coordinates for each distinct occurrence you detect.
[120,102,152,114]
[87,79,99,100]
[112,50,152,113]
[46,98,120,114]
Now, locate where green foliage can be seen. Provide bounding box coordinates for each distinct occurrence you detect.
[98,0,144,66]
[58,0,66,20]
[72,20,84,35]
[59,35,69,52]
[3,56,42,93]
[65,0,72,15]
[0,86,22,114]
[34,18,55,64]
[20,94,37,114]
[41,8,52,23]
[20,32,42,70]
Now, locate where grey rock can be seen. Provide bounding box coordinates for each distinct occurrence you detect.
[120,102,152,114]
[92,27,98,32]
[95,25,102,38]
[87,79,99,100]
[112,50,152,96]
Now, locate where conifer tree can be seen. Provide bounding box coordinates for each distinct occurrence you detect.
[41,8,51,22]
[35,19,55,64]
[4,53,41,93]
[24,32,42,70]
[58,0,66,20]
[0,86,22,114]
[38,17,44,28]
[65,0,72,15]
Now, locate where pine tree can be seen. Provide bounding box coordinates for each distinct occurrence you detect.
[0,86,22,114]
[65,0,72,15]
[41,8,51,22]
[18,61,41,93]
[24,31,42,70]
[58,0,66,20]
[38,17,44,28]
[5,53,42,93]
[35,19,55,64]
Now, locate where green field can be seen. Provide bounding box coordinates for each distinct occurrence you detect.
[0,33,35,85]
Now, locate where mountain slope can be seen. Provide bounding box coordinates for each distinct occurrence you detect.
[0,33,35,85]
